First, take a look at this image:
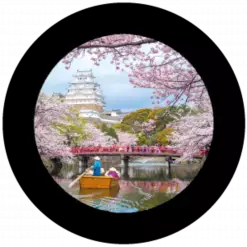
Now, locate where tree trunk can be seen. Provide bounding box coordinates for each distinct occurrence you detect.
[50,157,63,176]
[168,161,172,179]
[122,155,129,180]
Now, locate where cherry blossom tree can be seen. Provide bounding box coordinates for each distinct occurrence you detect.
[53,108,88,146]
[62,34,208,108]
[141,119,156,133]
[62,34,213,158]
[34,93,72,157]
[168,105,213,160]
[116,131,137,145]
[81,123,117,146]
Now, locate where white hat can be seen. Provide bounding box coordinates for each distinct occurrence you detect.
[109,167,117,171]
[94,156,100,160]
[108,167,120,177]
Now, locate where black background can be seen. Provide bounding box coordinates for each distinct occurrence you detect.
[2,3,245,244]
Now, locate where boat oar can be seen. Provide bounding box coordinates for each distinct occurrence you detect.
[68,169,89,188]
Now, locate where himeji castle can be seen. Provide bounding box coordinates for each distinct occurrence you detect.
[65,69,121,124]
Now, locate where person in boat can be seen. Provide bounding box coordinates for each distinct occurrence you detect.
[105,167,120,179]
[91,156,102,176]
[84,167,105,176]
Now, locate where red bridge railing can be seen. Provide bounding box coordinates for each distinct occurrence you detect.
[70,146,208,156]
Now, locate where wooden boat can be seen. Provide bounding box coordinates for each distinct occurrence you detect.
[79,175,119,189]
[79,186,120,200]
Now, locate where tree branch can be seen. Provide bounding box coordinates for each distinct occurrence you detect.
[77,38,157,50]
[143,57,182,68]
[158,76,197,118]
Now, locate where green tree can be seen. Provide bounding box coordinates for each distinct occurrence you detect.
[94,123,101,129]
[113,123,134,133]
[101,123,108,132]
[107,127,119,141]
[137,132,151,145]
[122,108,152,126]
[149,133,158,145]
[153,105,197,132]
[156,128,173,145]
[112,106,196,146]
[101,123,119,141]
[147,109,158,120]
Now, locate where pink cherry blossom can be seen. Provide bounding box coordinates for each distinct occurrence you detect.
[61,34,213,160]
[168,102,213,160]
[81,123,117,146]
[142,119,156,133]
[34,93,72,158]
[116,131,137,145]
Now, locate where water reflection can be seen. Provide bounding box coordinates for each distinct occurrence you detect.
[54,159,201,212]
[57,178,182,213]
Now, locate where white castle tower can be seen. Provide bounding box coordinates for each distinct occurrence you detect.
[65,69,105,120]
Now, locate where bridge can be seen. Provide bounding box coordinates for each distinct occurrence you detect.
[72,151,203,158]
[72,151,205,179]
[43,146,207,178]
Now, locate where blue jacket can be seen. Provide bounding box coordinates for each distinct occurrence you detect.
[92,160,101,176]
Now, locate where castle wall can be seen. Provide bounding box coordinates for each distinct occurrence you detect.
[73,104,103,112]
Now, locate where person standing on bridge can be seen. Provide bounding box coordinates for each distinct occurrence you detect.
[131,143,134,152]
[91,156,102,176]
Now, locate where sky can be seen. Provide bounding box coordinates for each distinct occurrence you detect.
[41,42,190,112]
[41,53,155,112]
